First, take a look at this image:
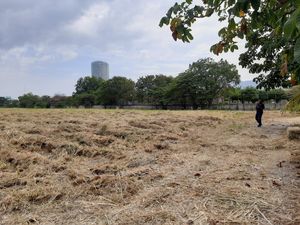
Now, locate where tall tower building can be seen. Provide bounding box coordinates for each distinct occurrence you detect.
[91,61,109,80]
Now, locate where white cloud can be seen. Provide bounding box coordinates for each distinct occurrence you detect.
[53,46,79,61]
[0,46,50,68]
[67,3,110,37]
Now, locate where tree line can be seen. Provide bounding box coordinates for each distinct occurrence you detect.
[0,58,289,109]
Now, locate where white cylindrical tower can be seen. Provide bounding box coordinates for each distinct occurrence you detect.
[91,61,109,80]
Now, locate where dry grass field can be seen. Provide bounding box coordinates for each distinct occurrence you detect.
[0,109,299,225]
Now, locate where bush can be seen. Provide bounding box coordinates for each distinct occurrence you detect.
[285,85,300,112]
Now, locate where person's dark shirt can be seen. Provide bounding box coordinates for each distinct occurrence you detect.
[256,102,265,114]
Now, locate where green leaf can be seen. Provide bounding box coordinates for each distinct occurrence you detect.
[194,5,204,14]
[210,45,216,53]
[283,17,295,38]
[230,45,239,52]
[250,0,260,11]
[206,8,214,17]
[294,37,300,63]
[296,8,300,31]
[166,7,173,18]
[186,0,192,4]
[173,3,180,14]
[187,32,194,40]
[237,31,244,39]
[187,9,195,18]
[283,8,300,38]
[177,24,184,34]
[237,0,250,11]
[218,27,226,36]
[228,0,236,7]
[228,18,236,30]
[159,17,170,27]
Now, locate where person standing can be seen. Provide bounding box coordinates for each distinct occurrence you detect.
[255,100,265,127]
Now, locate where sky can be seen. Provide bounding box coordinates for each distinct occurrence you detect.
[0,0,254,98]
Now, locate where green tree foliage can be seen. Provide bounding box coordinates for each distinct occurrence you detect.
[37,95,51,108]
[7,99,19,108]
[285,85,300,111]
[0,97,19,108]
[18,93,42,108]
[136,75,174,105]
[17,93,73,108]
[160,0,300,89]
[73,76,104,95]
[268,88,288,103]
[73,93,96,108]
[0,97,9,107]
[71,76,104,108]
[225,87,288,103]
[50,95,72,108]
[240,87,259,103]
[98,76,136,106]
[167,58,240,109]
[224,87,242,101]
[258,90,269,102]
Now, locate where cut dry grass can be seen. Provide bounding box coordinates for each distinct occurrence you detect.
[287,127,300,140]
[0,109,299,225]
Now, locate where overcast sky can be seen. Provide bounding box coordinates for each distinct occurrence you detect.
[0,0,253,98]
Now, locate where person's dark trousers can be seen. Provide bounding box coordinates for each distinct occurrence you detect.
[256,112,263,127]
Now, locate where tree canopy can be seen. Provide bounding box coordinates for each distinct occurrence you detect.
[98,76,136,106]
[18,93,43,108]
[73,76,104,95]
[167,58,240,109]
[160,0,300,89]
[136,75,174,105]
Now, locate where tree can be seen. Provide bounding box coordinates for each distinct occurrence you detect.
[286,85,300,111]
[7,99,19,108]
[224,87,242,102]
[73,76,104,95]
[160,0,300,89]
[258,90,269,102]
[136,75,174,105]
[240,87,259,103]
[73,93,96,108]
[36,95,51,108]
[18,93,41,108]
[268,88,288,103]
[0,97,9,107]
[169,58,240,109]
[50,95,72,108]
[72,76,104,108]
[98,77,136,106]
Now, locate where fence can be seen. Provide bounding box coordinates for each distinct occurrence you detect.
[208,100,288,111]
[92,100,288,111]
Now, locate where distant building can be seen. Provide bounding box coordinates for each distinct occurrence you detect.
[91,61,109,80]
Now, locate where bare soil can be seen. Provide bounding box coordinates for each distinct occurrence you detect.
[0,109,299,225]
